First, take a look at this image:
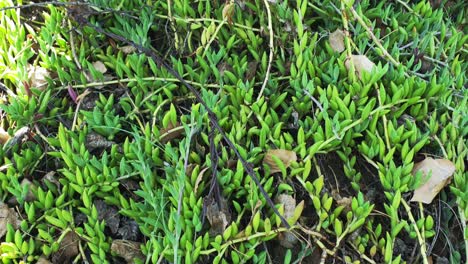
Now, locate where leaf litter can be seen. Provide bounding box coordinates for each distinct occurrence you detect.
[410,157,456,204]
[329,29,346,53]
[111,239,145,264]
[263,149,297,174]
[0,202,21,238]
[345,55,376,80]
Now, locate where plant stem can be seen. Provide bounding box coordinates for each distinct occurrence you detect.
[346,5,401,69]
[376,84,391,151]
[401,199,429,264]
[340,1,356,83]
[256,0,274,101]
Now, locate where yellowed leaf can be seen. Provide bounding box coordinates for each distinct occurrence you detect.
[263,149,297,173]
[329,29,345,53]
[345,55,375,80]
[410,158,455,204]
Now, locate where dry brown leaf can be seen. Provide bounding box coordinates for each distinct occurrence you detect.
[410,158,456,204]
[194,167,209,194]
[27,64,50,90]
[0,127,10,145]
[329,29,345,53]
[111,240,145,264]
[92,61,107,74]
[275,194,298,248]
[263,149,297,173]
[204,196,231,235]
[51,231,80,264]
[0,202,21,238]
[159,122,185,143]
[222,2,235,24]
[345,55,376,80]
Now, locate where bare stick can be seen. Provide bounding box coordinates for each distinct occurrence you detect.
[257,0,274,101]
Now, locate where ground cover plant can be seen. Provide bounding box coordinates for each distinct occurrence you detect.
[0,0,466,263]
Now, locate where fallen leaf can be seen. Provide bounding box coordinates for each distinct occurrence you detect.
[222,2,235,24]
[329,29,345,53]
[410,158,456,204]
[92,61,107,74]
[345,55,376,80]
[27,64,50,90]
[0,127,10,145]
[0,203,22,238]
[111,240,145,264]
[159,122,184,143]
[51,231,80,264]
[275,194,299,248]
[263,149,297,173]
[194,167,209,195]
[204,196,231,235]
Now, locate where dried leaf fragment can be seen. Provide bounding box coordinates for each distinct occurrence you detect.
[410,158,455,204]
[51,231,80,264]
[263,149,297,173]
[275,194,299,248]
[92,61,107,74]
[222,2,235,24]
[111,240,145,264]
[345,55,376,80]
[0,203,21,238]
[329,29,345,53]
[204,196,231,235]
[27,64,50,90]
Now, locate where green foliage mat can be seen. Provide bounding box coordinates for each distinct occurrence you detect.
[0,0,466,263]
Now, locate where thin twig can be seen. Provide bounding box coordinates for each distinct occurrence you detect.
[257,0,274,101]
[166,0,180,52]
[202,20,227,57]
[340,1,356,83]
[401,199,429,264]
[346,5,401,68]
